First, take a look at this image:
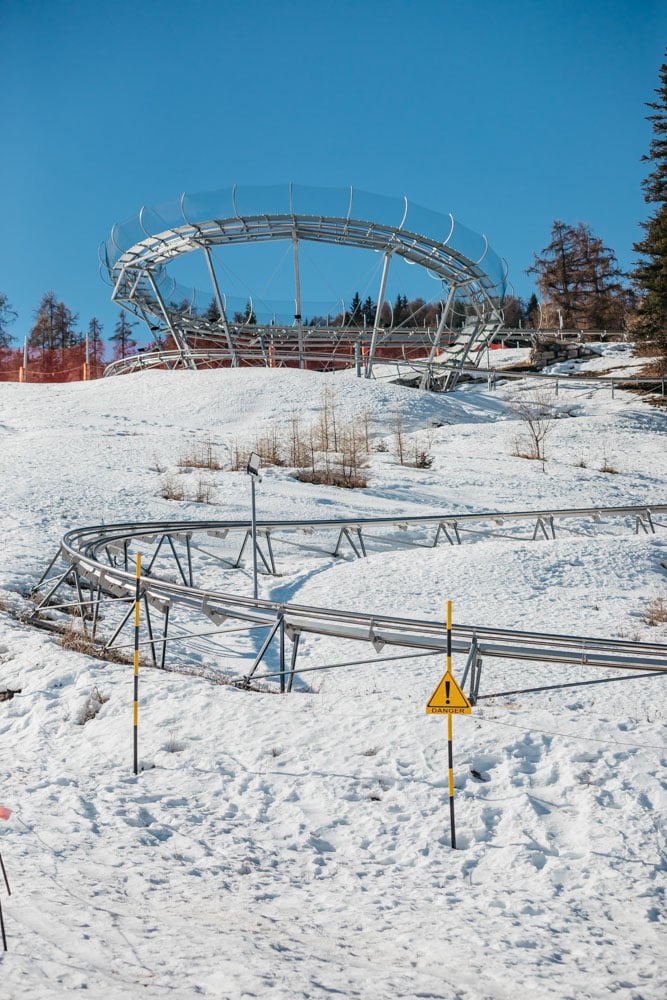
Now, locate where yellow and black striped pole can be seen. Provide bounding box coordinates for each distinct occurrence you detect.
[446,599,456,849]
[133,553,141,776]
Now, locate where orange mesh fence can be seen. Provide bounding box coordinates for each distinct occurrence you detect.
[0,346,106,383]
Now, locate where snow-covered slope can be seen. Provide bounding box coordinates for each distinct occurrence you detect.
[0,354,665,999]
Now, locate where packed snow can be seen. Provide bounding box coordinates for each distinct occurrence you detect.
[0,348,665,999]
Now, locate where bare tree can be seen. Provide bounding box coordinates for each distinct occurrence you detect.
[509,388,557,465]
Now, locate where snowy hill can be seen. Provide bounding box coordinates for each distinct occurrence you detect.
[0,352,665,999]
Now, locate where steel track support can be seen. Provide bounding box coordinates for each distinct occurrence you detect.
[91,582,102,639]
[532,517,551,541]
[365,252,391,379]
[143,594,158,668]
[264,531,277,576]
[234,531,250,568]
[30,566,72,616]
[460,637,478,691]
[32,548,62,591]
[185,535,194,587]
[166,535,189,587]
[161,607,170,669]
[146,535,166,575]
[419,285,457,390]
[287,631,301,692]
[246,614,283,682]
[202,244,238,366]
[73,568,88,636]
[292,221,304,369]
[103,596,140,651]
[434,522,460,546]
[146,271,196,369]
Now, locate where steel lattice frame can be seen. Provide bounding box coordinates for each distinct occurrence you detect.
[100,184,508,385]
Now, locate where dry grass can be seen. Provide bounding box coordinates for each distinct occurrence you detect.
[643,594,667,626]
[295,469,368,489]
[231,390,373,488]
[60,625,135,664]
[160,476,186,501]
[178,435,224,470]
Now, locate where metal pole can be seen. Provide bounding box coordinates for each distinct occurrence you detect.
[420,285,457,389]
[23,337,28,383]
[133,553,141,775]
[251,477,258,600]
[446,600,456,849]
[365,252,391,378]
[202,245,238,366]
[293,234,304,368]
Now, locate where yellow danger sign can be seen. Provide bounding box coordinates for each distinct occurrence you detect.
[426,670,471,715]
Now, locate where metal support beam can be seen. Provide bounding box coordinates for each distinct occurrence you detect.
[419,285,457,390]
[146,271,196,369]
[202,244,238,366]
[365,252,391,378]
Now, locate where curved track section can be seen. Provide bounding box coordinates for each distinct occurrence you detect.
[100,184,506,382]
[30,504,667,697]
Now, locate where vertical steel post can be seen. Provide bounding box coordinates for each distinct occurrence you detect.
[365,252,391,378]
[293,233,304,368]
[420,285,457,389]
[133,554,141,775]
[251,478,258,600]
[23,337,28,383]
[202,245,238,366]
[446,599,456,849]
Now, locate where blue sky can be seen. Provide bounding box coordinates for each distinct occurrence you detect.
[1,0,664,345]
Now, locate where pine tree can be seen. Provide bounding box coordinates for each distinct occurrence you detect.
[110,311,138,359]
[527,221,628,330]
[0,293,17,348]
[348,292,363,326]
[361,296,376,326]
[632,51,667,355]
[526,293,540,328]
[87,317,105,366]
[205,298,221,323]
[233,301,256,325]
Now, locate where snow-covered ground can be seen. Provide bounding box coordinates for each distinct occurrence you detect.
[0,349,665,999]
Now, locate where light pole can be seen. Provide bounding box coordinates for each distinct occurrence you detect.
[246,452,261,600]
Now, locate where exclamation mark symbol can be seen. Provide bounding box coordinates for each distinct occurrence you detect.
[445,680,451,704]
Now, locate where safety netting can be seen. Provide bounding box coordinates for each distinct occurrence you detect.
[0,345,106,383]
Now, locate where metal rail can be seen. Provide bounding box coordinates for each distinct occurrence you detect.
[101,346,665,400]
[30,503,667,695]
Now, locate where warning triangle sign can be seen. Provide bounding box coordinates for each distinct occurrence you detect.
[426,670,471,715]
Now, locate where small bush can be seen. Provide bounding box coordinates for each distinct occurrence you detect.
[76,685,109,725]
[643,594,667,626]
[193,476,216,504]
[160,476,186,501]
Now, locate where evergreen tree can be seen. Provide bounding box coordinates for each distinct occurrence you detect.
[526,293,540,328]
[527,221,628,330]
[233,301,256,325]
[632,51,667,355]
[393,294,409,325]
[205,298,221,323]
[110,311,138,359]
[348,292,363,326]
[0,293,17,347]
[87,317,105,366]
[361,296,376,326]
